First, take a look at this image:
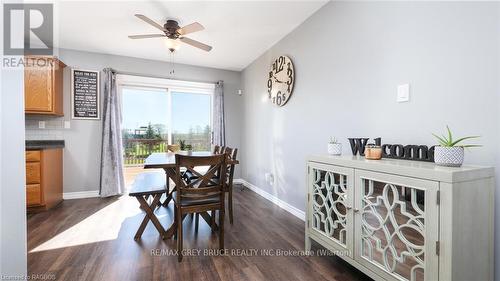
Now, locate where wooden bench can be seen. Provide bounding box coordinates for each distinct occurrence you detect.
[129,172,167,240]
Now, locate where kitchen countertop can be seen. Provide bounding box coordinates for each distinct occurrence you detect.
[26,140,65,150]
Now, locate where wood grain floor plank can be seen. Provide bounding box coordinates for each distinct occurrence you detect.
[28,185,370,281]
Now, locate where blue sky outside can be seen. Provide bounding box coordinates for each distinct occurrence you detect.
[122,88,211,134]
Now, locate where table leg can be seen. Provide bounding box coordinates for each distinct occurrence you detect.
[161,168,172,207]
[164,212,190,239]
[200,211,218,230]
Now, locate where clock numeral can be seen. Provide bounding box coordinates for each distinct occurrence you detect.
[273,56,285,75]
[274,91,287,106]
[267,78,273,96]
[287,64,293,84]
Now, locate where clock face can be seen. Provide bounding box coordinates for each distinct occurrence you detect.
[267,55,294,106]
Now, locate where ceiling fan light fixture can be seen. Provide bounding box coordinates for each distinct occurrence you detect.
[130,15,211,52]
[165,39,180,52]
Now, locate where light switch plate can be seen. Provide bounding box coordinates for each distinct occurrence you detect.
[64,121,71,129]
[397,84,410,103]
[38,121,46,129]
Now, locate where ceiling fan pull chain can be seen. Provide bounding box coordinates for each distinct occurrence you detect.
[169,50,175,76]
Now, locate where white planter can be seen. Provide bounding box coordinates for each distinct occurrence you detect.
[180,150,193,155]
[328,143,342,155]
[434,146,464,167]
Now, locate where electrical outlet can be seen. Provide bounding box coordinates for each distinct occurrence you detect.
[38,121,45,129]
[397,84,410,103]
[64,121,71,129]
[265,173,274,186]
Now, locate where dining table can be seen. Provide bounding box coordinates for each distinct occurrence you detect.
[143,151,239,238]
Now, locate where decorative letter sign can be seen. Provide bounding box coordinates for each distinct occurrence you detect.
[348,137,434,162]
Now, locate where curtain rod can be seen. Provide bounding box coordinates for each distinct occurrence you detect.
[109,68,221,85]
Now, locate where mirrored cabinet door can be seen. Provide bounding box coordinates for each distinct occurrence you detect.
[308,163,354,257]
[354,170,439,281]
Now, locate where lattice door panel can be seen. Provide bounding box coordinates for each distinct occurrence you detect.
[308,163,354,254]
[354,170,439,281]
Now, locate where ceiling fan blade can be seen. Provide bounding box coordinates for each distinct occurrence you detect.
[128,34,166,39]
[135,14,166,32]
[179,37,212,52]
[178,22,204,35]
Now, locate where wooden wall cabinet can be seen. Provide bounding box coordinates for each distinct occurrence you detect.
[26,149,63,211]
[306,155,494,281]
[24,56,66,116]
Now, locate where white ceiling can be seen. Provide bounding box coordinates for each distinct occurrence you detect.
[55,1,327,71]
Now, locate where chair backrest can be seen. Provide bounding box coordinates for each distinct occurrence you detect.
[168,144,180,152]
[223,147,238,185]
[213,145,220,154]
[174,154,228,202]
[218,146,226,155]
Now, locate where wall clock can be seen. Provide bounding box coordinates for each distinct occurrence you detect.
[267,55,294,106]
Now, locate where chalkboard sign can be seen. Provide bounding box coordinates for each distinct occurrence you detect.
[71,69,100,119]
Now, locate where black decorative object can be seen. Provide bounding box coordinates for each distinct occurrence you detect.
[382,144,435,162]
[348,137,434,162]
[348,137,381,156]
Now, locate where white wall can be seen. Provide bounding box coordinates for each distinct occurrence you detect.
[0,1,27,276]
[241,0,500,278]
[30,49,242,193]
[0,66,27,277]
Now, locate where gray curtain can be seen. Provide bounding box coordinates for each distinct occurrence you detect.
[213,80,225,146]
[99,68,125,197]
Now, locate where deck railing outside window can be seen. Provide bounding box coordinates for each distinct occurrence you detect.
[123,133,211,165]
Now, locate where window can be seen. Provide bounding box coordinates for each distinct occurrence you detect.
[117,75,214,165]
[171,92,212,151]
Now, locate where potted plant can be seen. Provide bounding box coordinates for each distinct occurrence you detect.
[328,137,342,155]
[179,139,186,151]
[432,126,480,167]
[179,140,193,155]
[185,144,193,155]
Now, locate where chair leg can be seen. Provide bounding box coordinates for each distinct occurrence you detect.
[228,189,233,224]
[173,206,177,240]
[210,210,216,232]
[195,213,199,231]
[177,209,183,262]
[219,209,225,250]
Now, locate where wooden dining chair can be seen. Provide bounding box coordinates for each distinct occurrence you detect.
[222,147,238,224]
[172,154,228,262]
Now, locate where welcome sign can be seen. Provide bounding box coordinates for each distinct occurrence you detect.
[348,137,435,162]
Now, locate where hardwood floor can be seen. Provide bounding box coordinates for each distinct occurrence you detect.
[28,185,370,281]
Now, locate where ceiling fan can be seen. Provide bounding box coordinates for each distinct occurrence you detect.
[128,14,212,52]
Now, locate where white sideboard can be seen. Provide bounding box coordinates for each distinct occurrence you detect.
[305,155,494,281]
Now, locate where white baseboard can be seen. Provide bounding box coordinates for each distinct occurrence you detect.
[63,190,100,200]
[234,179,305,221]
